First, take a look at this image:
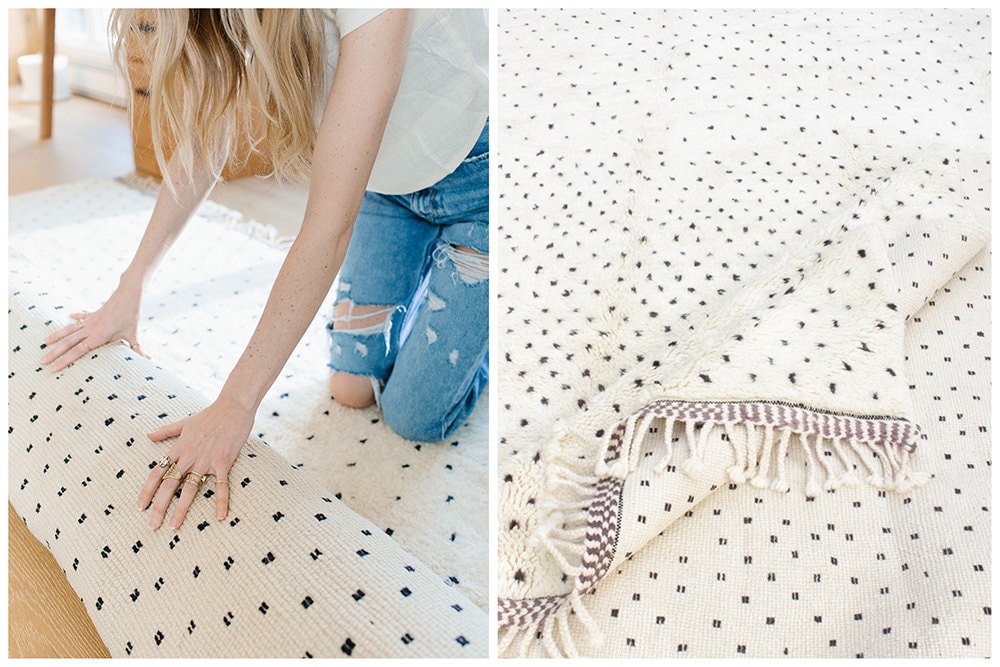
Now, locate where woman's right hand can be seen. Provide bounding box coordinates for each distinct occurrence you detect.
[41,283,149,372]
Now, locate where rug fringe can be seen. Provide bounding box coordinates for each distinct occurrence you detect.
[501,400,927,656]
[596,400,924,493]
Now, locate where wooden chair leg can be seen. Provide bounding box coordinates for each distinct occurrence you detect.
[40,8,56,140]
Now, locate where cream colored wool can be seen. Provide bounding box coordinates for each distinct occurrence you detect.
[8,284,486,658]
[508,247,992,658]
[496,8,990,657]
[8,178,488,656]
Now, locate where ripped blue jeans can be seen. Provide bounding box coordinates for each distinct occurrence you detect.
[326,121,488,442]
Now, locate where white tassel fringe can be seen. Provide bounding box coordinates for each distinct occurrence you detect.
[508,409,927,658]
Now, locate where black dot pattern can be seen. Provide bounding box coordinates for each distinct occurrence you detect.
[516,248,991,658]
[8,176,488,613]
[496,8,989,658]
[8,181,487,658]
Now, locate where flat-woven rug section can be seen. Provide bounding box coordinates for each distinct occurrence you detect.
[8,177,488,656]
[7,177,488,612]
[495,9,991,657]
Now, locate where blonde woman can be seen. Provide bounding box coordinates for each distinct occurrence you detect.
[41,9,489,530]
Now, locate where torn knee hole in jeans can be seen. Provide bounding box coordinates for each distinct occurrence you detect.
[331,299,402,357]
[433,244,489,285]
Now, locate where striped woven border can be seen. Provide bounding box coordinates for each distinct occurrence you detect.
[614,399,920,455]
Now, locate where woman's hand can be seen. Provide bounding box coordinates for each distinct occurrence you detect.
[40,143,224,374]
[128,11,413,533]
[138,397,254,530]
[41,284,148,372]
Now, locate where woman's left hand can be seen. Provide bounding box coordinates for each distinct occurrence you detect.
[138,397,254,530]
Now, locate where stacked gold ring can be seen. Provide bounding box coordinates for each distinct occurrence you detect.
[184,472,207,488]
[161,463,184,481]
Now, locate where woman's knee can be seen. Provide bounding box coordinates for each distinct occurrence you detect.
[379,358,487,442]
[327,297,401,409]
[328,372,376,409]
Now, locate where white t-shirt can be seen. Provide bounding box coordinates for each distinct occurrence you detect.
[324,8,489,195]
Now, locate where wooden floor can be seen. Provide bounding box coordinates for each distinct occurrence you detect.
[8,504,111,658]
[7,89,309,658]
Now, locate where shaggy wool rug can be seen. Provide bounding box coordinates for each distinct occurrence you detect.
[496,8,991,658]
[8,176,488,656]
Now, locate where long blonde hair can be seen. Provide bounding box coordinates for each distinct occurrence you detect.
[110,9,328,187]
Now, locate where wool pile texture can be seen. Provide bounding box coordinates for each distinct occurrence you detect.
[8,177,488,657]
[496,9,991,657]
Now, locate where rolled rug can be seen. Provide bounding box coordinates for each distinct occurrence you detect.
[8,270,487,658]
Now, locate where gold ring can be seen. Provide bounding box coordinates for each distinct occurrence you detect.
[184,472,207,487]
[77,320,84,329]
[161,463,183,480]
[157,455,172,468]
[215,479,229,486]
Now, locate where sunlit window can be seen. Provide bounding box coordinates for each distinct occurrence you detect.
[55,8,113,51]
[53,8,126,106]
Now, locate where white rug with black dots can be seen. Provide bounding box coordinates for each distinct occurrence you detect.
[8,176,488,657]
[497,9,990,658]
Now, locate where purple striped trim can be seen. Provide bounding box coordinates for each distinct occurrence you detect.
[497,477,625,629]
[619,399,919,454]
[577,477,622,590]
[498,593,567,628]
